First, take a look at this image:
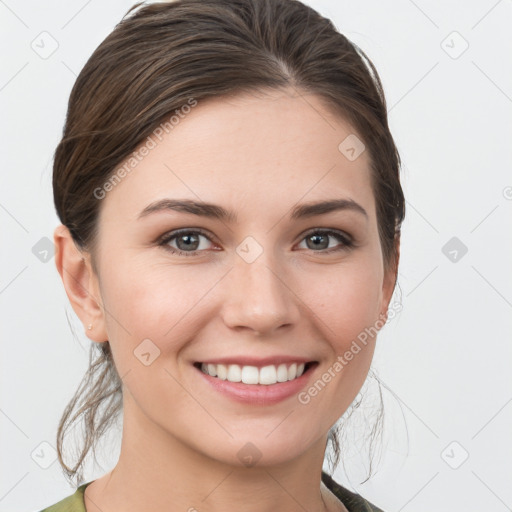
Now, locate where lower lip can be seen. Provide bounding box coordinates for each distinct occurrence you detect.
[194,363,318,405]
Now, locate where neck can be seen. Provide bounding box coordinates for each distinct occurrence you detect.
[84,392,340,512]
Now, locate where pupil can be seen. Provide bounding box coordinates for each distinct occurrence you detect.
[178,233,199,251]
[308,233,328,250]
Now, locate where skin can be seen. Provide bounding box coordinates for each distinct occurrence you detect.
[54,86,398,512]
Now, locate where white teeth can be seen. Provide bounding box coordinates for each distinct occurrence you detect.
[276,363,288,382]
[227,364,241,382]
[216,363,228,380]
[207,363,217,377]
[199,361,308,385]
[241,366,259,384]
[260,365,277,385]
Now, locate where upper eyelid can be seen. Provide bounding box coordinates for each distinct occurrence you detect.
[158,228,215,243]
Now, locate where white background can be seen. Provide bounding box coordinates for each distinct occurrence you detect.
[1,0,511,511]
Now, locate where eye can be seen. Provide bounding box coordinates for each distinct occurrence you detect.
[296,229,354,253]
[157,228,354,257]
[158,229,216,257]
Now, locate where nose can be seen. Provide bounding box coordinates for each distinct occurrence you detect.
[221,253,301,336]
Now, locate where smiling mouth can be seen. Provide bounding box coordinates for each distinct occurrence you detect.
[193,361,318,386]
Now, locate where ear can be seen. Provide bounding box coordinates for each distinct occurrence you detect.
[379,234,401,324]
[53,224,108,343]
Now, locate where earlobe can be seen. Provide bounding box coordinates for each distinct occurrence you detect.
[53,224,108,343]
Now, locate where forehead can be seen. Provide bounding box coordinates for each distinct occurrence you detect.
[98,88,376,225]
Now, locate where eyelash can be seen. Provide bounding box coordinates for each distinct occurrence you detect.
[157,228,355,257]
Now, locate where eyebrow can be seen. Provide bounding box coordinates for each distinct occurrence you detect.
[138,198,368,222]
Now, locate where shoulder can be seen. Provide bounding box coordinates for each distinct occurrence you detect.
[321,471,386,512]
[37,482,91,512]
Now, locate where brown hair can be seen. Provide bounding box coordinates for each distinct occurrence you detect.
[53,0,405,487]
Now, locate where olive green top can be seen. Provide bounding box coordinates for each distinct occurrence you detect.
[38,471,385,511]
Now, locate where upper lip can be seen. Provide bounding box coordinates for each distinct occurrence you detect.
[195,356,316,368]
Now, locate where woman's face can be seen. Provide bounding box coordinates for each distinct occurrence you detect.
[87,88,396,467]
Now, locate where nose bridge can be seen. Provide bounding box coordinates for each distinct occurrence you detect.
[222,245,299,334]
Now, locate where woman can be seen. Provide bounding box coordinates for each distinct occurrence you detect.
[41,0,405,510]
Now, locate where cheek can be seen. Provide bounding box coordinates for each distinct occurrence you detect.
[294,258,384,423]
[303,256,383,345]
[96,264,209,406]
[98,260,220,357]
